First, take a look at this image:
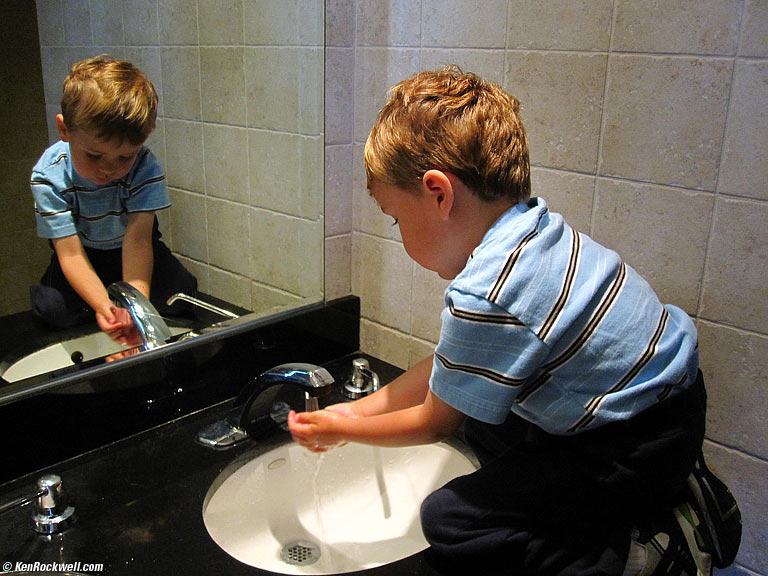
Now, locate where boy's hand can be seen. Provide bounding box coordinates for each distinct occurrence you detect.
[96,305,141,347]
[105,347,142,362]
[287,409,348,453]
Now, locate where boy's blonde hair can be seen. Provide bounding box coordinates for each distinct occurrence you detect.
[61,55,158,145]
[365,66,530,203]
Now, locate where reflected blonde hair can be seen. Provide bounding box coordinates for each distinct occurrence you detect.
[61,54,158,144]
[365,66,530,203]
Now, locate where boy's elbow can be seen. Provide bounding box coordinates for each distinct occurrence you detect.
[423,391,465,442]
[425,414,465,443]
[427,429,454,444]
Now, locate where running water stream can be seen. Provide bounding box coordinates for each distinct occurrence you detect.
[300,397,391,569]
[372,446,392,519]
[311,452,328,544]
[304,394,328,549]
[304,392,319,413]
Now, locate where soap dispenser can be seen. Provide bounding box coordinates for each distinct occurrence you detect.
[343,358,379,399]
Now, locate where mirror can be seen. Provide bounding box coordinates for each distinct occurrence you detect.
[0,2,324,397]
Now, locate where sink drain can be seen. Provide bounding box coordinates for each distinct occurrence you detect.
[281,540,321,566]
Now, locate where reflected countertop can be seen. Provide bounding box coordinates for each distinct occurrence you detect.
[0,355,443,576]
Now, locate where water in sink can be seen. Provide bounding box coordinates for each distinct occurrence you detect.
[203,440,477,574]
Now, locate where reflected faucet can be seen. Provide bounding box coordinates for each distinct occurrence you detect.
[167,292,239,319]
[107,281,173,351]
[197,362,335,449]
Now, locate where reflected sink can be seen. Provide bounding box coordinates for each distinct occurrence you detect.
[203,440,478,574]
[1,326,189,383]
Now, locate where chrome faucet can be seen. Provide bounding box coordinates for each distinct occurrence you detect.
[107,281,173,350]
[166,292,239,319]
[197,362,335,449]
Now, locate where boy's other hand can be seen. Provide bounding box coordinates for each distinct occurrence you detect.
[288,409,348,453]
[325,403,361,418]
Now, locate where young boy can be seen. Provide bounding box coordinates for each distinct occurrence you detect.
[30,55,196,337]
[288,68,741,575]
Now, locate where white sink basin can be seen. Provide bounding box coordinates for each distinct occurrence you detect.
[1,326,190,383]
[203,440,478,574]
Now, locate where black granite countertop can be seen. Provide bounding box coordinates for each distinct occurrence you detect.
[0,354,445,576]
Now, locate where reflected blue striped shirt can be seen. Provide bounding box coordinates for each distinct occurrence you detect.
[431,198,699,435]
[31,140,169,250]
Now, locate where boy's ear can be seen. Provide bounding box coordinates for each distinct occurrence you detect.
[422,169,454,220]
[56,114,70,142]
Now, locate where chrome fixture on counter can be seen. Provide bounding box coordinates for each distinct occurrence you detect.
[166,293,239,319]
[0,474,76,534]
[197,363,335,449]
[343,357,379,399]
[107,281,173,350]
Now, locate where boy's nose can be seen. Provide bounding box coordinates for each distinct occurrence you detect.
[101,159,118,176]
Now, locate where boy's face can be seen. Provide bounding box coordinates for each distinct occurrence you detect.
[56,114,143,186]
[369,181,458,280]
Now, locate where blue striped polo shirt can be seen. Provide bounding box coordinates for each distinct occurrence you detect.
[31,140,170,250]
[431,197,699,435]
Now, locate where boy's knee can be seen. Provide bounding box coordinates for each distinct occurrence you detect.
[30,284,89,329]
[421,487,463,547]
[421,486,507,574]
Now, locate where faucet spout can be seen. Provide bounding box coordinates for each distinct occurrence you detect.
[237,363,334,437]
[107,281,173,350]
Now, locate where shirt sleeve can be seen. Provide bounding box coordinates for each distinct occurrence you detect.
[125,148,170,213]
[430,289,550,424]
[31,172,78,239]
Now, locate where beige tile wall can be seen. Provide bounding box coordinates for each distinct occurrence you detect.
[33,0,324,316]
[324,1,768,572]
